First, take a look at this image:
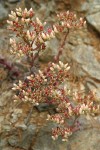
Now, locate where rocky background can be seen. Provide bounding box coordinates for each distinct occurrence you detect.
[0,0,100,150]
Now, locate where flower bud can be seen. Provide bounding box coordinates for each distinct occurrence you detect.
[16,7,22,12]
[16,12,22,17]
[67,23,71,28]
[41,33,47,40]
[10,38,14,44]
[9,14,15,20]
[39,36,44,43]
[11,11,16,17]
[66,10,69,15]
[25,18,30,23]
[36,17,42,25]
[7,20,13,25]
[53,25,58,33]
[50,31,55,38]
[21,18,25,23]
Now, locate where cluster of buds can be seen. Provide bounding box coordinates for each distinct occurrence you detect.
[50,61,70,71]
[50,90,99,141]
[12,60,100,141]
[12,61,70,106]
[7,8,34,25]
[72,91,100,117]
[7,8,58,58]
[79,103,92,115]
[8,8,100,142]
[7,8,86,60]
[55,11,86,32]
[52,127,72,141]
[47,114,64,124]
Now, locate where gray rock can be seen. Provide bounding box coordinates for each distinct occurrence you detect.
[86,12,100,33]
[79,2,89,12]
[71,0,100,14]
[15,123,27,130]
[0,116,4,123]
[0,4,8,21]
[2,148,13,150]
[35,103,56,114]
[35,103,51,112]
[66,128,100,150]
[11,108,22,123]
[86,78,100,98]
[32,121,100,150]
[72,45,100,80]
[18,124,37,150]
[39,39,59,62]
[64,42,100,99]
[2,147,14,150]
[8,136,19,147]
[32,123,67,150]
[0,91,12,107]
[87,1,100,14]
[8,124,37,150]
[2,124,11,131]
[0,29,10,56]
[8,0,20,3]
[71,0,89,12]
[0,138,8,149]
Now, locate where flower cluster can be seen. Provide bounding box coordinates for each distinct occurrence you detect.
[12,61,70,105]
[47,114,64,124]
[7,8,58,58]
[72,91,100,116]
[52,127,72,141]
[8,8,99,142]
[7,8,86,60]
[12,61,99,141]
[55,11,86,32]
[47,89,99,141]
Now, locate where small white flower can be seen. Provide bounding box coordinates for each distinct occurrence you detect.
[35,103,39,106]
[16,7,22,12]
[24,8,28,14]
[25,18,30,23]
[27,76,32,80]
[59,61,64,67]
[50,67,54,71]
[52,136,56,140]
[29,8,33,12]
[65,66,70,71]
[41,33,47,40]
[16,11,22,16]
[39,36,44,43]
[10,38,14,44]
[62,138,68,142]
[36,17,42,25]
[53,25,58,33]
[7,20,13,25]
[46,33,50,40]
[11,11,16,17]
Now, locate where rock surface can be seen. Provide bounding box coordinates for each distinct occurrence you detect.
[33,123,67,150]
[8,0,20,3]
[0,3,8,21]
[67,128,100,150]
[0,0,100,150]
[8,124,37,150]
[86,12,100,33]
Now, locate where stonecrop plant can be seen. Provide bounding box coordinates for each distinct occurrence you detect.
[7,8,99,141]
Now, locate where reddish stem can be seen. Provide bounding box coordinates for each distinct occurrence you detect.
[54,29,69,63]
